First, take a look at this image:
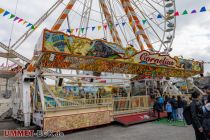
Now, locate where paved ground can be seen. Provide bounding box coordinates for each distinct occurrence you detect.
[0,120,195,140]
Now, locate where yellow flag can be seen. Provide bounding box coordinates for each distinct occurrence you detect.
[0,8,4,14]
[98,26,102,31]
[70,29,74,33]
[129,22,133,26]
[23,21,27,25]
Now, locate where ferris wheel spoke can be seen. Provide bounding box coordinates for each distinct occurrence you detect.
[131,0,168,50]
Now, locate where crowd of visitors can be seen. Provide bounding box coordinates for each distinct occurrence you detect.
[153,93,187,122]
[153,86,210,140]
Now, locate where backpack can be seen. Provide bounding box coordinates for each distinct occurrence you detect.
[183,105,192,125]
[158,97,164,104]
[171,99,178,109]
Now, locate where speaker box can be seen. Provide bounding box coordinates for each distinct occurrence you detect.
[90,78,94,82]
[58,78,63,86]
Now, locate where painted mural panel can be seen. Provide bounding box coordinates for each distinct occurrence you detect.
[43,111,112,132]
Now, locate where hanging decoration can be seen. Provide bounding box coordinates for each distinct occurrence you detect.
[67,6,210,34]
[0,6,209,32]
[0,7,35,30]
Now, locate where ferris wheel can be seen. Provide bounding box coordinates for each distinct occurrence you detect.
[58,0,176,54]
[0,0,176,70]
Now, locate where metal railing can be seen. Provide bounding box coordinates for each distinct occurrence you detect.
[45,98,113,110]
[113,96,151,115]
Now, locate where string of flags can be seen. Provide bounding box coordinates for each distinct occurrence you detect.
[0,6,209,31]
[66,6,209,34]
[0,7,35,30]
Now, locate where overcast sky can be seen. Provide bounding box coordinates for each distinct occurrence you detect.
[0,0,210,74]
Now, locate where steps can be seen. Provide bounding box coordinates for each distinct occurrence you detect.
[114,112,167,126]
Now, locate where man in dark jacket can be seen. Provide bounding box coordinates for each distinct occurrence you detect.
[202,86,210,105]
[153,97,162,120]
[191,91,206,140]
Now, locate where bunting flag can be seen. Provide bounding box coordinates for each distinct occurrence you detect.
[14,17,19,21]
[3,11,10,16]
[191,10,197,14]
[142,19,147,25]
[103,25,107,30]
[23,21,27,24]
[98,26,102,31]
[182,10,188,15]
[31,25,35,30]
[0,7,35,29]
[71,29,74,33]
[80,28,85,33]
[67,29,70,33]
[9,14,15,19]
[200,6,206,12]
[157,14,162,18]
[26,23,32,27]
[0,8,4,14]
[1,6,210,32]
[174,11,179,16]
[18,19,23,23]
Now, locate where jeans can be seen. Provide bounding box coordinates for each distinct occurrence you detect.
[172,109,177,121]
[177,108,184,120]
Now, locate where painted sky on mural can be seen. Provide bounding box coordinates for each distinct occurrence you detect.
[0,0,210,74]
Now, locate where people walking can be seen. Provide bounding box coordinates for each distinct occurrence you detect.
[190,91,206,140]
[153,97,162,121]
[171,96,178,121]
[177,96,184,120]
[166,101,172,121]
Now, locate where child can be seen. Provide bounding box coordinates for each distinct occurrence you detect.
[165,101,172,121]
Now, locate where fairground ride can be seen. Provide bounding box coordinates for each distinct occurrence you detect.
[0,0,204,132]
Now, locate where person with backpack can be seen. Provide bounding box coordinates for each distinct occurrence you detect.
[171,96,178,121]
[158,95,164,111]
[153,97,162,121]
[190,91,206,140]
[177,95,184,120]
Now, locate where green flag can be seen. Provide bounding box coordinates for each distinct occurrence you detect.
[182,10,188,15]
[9,14,15,19]
[142,19,147,25]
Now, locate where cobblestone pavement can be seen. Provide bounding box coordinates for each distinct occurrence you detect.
[0,120,195,140]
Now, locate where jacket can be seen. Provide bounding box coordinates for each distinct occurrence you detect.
[190,99,204,129]
[166,103,172,112]
[153,101,162,112]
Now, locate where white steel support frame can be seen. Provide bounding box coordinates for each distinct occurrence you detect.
[41,78,61,107]
[36,76,46,112]
[99,0,123,46]
[21,70,32,127]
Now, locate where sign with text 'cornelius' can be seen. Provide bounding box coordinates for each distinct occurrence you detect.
[134,51,178,68]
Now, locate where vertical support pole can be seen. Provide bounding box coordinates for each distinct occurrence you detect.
[37,77,46,111]
[22,71,31,127]
[120,0,144,50]
[51,0,77,31]
[122,0,154,50]
[99,0,123,45]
